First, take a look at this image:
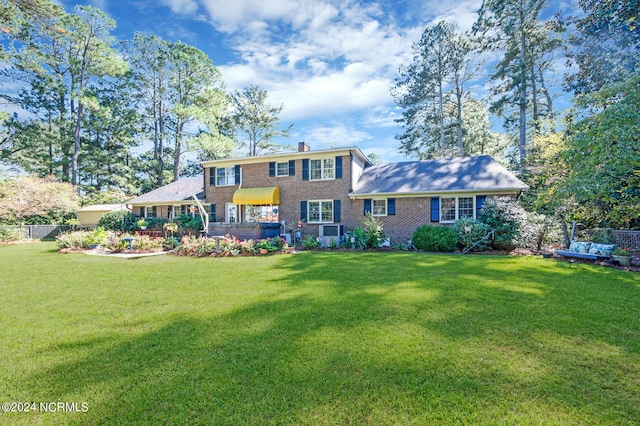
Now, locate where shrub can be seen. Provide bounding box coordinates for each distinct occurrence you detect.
[411,224,457,252]
[175,214,202,232]
[83,227,108,247]
[451,218,492,252]
[350,227,368,250]
[0,225,27,242]
[56,230,88,250]
[515,211,556,251]
[97,210,139,231]
[301,235,320,249]
[478,197,527,249]
[362,213,387,248]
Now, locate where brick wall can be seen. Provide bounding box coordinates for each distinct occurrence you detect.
[204,155,356,237]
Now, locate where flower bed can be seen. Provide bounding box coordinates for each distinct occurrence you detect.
[171,235,290,257]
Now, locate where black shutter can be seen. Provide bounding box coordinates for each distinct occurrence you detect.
[300,201,308,222]
[268,162,275,177]
[335,156,343,179]
[210,204,216,222]
[388,198,396,215]
[289,160,295,176]
[364,199,372,215]
[476,195,486,219]
[333,200,341,222]
[302,159,309,180]
[139,207,144,217]
[431,197,440,222]
[209,167,215,186]
[234,165,241,184]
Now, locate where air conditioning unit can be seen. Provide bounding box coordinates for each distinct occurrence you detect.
[319,224,344,237]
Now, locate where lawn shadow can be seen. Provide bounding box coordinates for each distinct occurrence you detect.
[22,251,640,424]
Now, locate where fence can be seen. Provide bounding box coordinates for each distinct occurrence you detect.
[3,225,70,240]
[609,230,640,249]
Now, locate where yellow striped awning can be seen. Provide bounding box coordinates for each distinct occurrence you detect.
[232,187,280,205]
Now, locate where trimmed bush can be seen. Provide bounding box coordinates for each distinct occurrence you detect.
[411,224,457,252]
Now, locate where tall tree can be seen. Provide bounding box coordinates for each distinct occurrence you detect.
[231,85,292,157]
[474,0,552,162]
[123,33,171,188]
[393,21,475,159]
[565,0,640,95]
[61,6,128,188]
[166,41,230,181]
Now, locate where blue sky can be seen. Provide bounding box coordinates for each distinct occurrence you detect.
[54,0,573,162]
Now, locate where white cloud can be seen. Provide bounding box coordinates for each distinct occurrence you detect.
[427,0,483,31]
[161,0,199,15]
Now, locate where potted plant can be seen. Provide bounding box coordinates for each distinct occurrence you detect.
[137,219,148,230]
[612,247,632,266]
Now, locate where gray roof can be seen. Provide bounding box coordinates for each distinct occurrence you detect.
[128,177,204,204]
[352,156,528,196]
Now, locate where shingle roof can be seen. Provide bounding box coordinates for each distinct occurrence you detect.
[128,177,204,204]
[352,156,528,196]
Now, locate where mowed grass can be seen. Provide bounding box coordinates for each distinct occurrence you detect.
[0,243,639,425]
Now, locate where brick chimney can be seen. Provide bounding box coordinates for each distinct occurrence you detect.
[298,141,310,152]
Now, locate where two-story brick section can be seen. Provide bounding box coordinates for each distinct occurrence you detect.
[129,142,528,244]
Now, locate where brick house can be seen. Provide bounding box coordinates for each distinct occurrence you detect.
[129,142,528,243]
[200,142,528,243]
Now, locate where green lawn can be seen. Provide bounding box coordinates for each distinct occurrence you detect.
[0,242,638,425]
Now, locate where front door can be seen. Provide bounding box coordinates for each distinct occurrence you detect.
[225,203,238,223]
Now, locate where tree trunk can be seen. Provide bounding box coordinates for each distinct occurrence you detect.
[518,23,527,162]
[531,64,539,135]
[455,82,464,156]
[71,101,83,189]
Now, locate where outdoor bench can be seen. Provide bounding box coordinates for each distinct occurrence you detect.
[555,241,615,261]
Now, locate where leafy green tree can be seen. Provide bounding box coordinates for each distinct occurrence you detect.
[231,85,292,157]
[61,6,128,188]
[123,33,172,188]
[554,74,640,229]
[166,41,231,181]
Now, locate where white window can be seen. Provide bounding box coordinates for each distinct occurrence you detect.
[144,206,157,218]
[372,199,387,216]
[441,196,475,222]
[308,200,334,223]
[310,158,334,180]
[276,162,289,177]
[217,167,236,186]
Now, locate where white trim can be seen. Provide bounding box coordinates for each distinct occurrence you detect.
[371,198,388,217]
[309,158,335,181]
[275,161,289,177]
[440,195,476,223]
[307,199,334,224]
